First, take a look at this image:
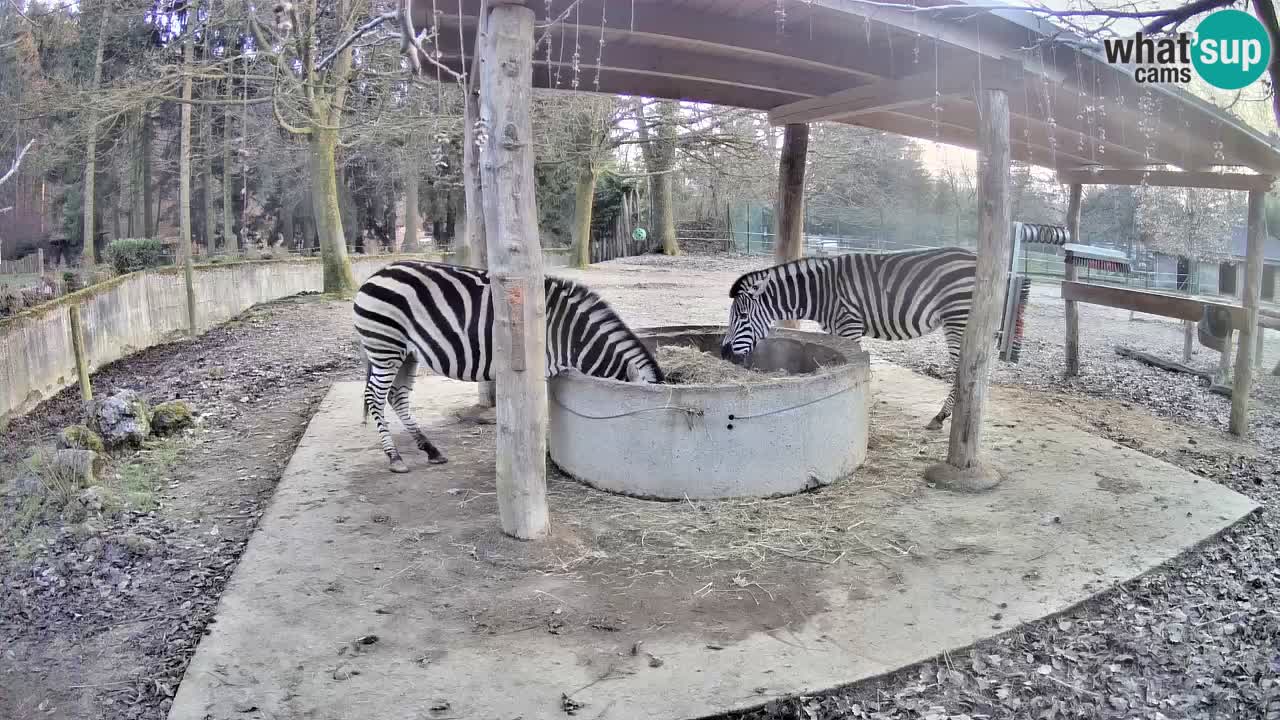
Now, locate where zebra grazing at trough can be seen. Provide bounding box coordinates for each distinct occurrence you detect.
[721,246,977,430]
[354,260,663,473]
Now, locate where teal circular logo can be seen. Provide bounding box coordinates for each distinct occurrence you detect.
[1192,9,1271,90]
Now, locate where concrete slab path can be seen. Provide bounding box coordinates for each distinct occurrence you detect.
[169,364,1258,720]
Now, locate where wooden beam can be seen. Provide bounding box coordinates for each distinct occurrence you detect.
[1057,169,1276,192]
[1230,189,1267,436]
[770,57,1023,126]
[926,86,1012,491]
[478,3,549,540]
[1063,184,1083,377]
[438,28,847,102]
[433,0,891,83]
[1061,281,1238,323]
[775,123,808,330]
[856,109,1100,173]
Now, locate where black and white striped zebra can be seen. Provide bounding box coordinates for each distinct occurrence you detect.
[354,260,663,473]
[721,247,977,430]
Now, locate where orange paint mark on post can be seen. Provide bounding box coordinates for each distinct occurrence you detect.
[506,280,526,372]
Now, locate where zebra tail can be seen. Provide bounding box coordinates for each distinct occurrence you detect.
[355,341,371,424]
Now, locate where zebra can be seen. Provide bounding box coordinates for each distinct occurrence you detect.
[354,260,664,473]
[720,246,977,430]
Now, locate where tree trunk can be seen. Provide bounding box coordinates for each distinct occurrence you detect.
[222,80,235,253]
[309,128,357,294]
[572,161,597,268]
[201,28,216,254]
[403,162,420,252]
[142,111,154,237]
[281,205,294,251]
[653,171,678,255]
[81,1,111,267]
[179,5,198,333]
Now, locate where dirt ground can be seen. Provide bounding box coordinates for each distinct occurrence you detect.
[2,253,1279,720]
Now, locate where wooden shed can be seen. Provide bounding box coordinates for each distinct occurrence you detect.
[409,0,1280,538]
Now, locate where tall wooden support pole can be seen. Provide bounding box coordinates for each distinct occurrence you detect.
[1063,183,1083,377]
[775,123,809,329]
[1229,190,1266,436]
[925,87,1011,492]
[464,2,495,408]
[1217,330,1234,381]
[478,2,548,540]
[1182,320,1194,363]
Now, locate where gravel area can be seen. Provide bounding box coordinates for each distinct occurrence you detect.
[2,252,1278,720]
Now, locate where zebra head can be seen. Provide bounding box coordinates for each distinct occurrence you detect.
[721,271,775,363]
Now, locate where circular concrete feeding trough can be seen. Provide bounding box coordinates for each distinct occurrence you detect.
[548,325,871,500]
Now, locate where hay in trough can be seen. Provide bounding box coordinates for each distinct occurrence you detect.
[656,344,788,385]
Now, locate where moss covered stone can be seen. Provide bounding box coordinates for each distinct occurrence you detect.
[57,424,106,454]
[151,399,196,436]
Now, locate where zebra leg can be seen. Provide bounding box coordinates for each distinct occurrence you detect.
[926,323,965,430]
[365,356,410,473]
[389,358,448,465]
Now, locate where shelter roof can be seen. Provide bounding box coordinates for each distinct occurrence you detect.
[425,0,1280,175]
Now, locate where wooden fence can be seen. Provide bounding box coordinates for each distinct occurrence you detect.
[0,248,43,275]
[589,187,657,263]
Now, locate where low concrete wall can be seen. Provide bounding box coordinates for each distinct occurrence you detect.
[0,254,437,424]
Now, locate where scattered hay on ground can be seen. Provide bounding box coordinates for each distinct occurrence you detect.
[656,344,789,385]
[540,403,929,576]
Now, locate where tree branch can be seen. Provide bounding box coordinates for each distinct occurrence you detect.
[1252,0,1280,128]
[317,10,397,70]
[0,139,35,188]
[1141,0,1236,32]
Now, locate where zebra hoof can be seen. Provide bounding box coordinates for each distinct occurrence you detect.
[389,459,410,474]
[925,419,944,431]
[428,455,449,465]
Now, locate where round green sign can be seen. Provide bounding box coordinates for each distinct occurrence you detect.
[1192,9,1271,90]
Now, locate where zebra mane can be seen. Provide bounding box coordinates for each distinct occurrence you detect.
[729,257,829,298]
[545,276,664,382]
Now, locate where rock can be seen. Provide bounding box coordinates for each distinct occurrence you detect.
[91,390,151,449]
[151,399,196,436]
[19,449,105,495]
[77,485,110,513]
[57,424,105,454]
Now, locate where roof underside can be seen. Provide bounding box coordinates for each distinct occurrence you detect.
[423,0,1280,175]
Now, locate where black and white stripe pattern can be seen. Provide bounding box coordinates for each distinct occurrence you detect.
[355,260,663,472]
[721,247,977,429]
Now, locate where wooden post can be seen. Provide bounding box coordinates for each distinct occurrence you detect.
[1217,329,1234,382]
[774,123,809,329]
[1256,327,1265,368]
[924,86,1012,492]
[36,248,44,273]
[1063,183,1083,377]
[68,305,93,403]
[464,2,495,408]
[1182,320,1194,362]
[1229,190,1266,436]
[478,2,548,540]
